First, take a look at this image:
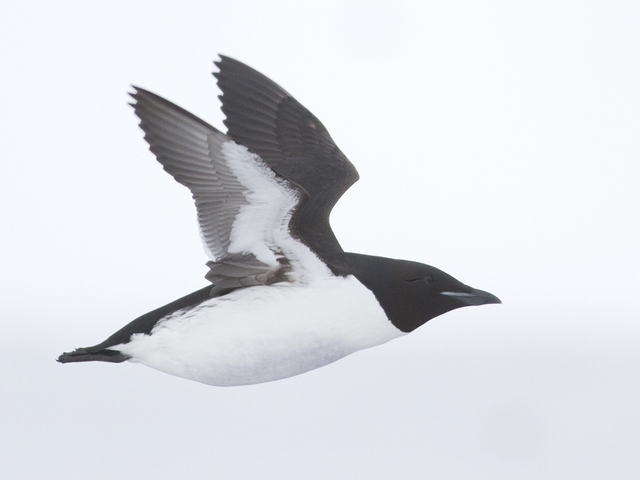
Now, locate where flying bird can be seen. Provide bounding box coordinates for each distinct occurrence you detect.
[58,56,501,386]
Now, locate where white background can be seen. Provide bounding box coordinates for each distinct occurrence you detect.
[1,1,639,478]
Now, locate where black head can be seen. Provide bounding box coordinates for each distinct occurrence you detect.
[342,253,501,332]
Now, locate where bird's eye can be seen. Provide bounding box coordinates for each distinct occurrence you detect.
[406,275,435,284]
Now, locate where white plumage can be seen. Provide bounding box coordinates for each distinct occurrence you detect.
[118,275,403,386]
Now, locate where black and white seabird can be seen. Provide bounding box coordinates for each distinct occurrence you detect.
[58,56,501,386]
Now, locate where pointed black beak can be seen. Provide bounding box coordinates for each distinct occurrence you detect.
[440,288,502,306]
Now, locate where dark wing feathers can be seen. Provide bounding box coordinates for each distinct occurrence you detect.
[130,87,245,260]
[214,55,359,270]
[130,87,297,293]
[130,56,358,286]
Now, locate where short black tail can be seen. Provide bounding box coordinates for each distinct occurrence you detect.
[57,348,130,364]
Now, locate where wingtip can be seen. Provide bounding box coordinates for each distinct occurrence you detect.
[127,87,167,110]
[213,53,227,70]
[213,54,245,74]
[129,85,152,98]
[212,55,227,78]
[216,53,233,63]
[128,86,142,104]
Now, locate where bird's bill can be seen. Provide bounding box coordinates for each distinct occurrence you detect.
[440,288,502,306]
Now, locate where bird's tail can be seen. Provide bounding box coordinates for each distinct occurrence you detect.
[57,348,130,364]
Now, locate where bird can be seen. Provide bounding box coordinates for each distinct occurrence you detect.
[58,55,501,386]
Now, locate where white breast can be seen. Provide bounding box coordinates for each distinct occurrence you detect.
[117,276,405,386]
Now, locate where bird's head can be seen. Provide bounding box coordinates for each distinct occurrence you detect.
[344,253,501,332]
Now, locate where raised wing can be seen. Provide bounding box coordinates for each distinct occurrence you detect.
[213,56,359,271]
[130,87,311,293]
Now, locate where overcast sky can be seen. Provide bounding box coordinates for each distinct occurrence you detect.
[1,1,639,478]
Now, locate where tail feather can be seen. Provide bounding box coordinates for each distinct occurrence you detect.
[57,348,130,364]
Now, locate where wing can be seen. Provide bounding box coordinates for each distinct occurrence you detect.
[130,87,314,293]
[213,55,359,271]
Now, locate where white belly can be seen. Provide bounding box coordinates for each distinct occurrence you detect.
[117,275,404,386]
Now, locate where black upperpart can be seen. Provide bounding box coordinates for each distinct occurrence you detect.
[340,253,501,332]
